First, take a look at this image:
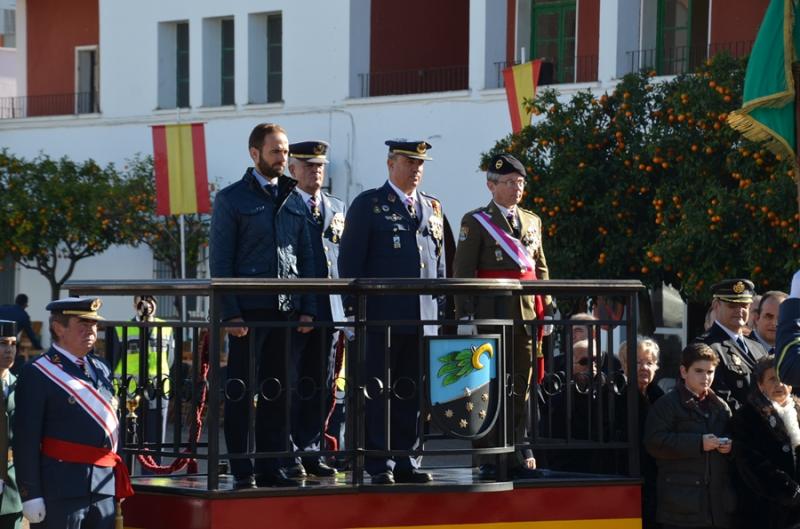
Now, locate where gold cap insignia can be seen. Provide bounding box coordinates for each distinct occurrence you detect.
[495,159,504,170]
[416,143,426,154]
[91,298,102,311]
[733,281,745,294]
[313,143,325,155]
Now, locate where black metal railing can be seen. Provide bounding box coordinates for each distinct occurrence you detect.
[0,90,100,119]
[357,65,468,98]
[624,40,754,76]
[66,277,644,492]
[494,55,599,89]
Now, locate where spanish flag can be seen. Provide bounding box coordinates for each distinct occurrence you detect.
[151,123,211,216]
[727,0,800,163]
[503,60,542,133]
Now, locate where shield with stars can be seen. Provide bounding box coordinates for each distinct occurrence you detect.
[426,335,502,439]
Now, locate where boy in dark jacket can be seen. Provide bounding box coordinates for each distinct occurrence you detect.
[644,343,736,529]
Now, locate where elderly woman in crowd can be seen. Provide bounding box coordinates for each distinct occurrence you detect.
[729,355,800,529]
[617,337,664,529]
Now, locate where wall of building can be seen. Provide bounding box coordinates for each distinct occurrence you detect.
[710,0,769,46]
[0,47,16,98]
[26,0,97,98]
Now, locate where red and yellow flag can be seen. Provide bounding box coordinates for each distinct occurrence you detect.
[503,60,542,133]
[151,123,211,216]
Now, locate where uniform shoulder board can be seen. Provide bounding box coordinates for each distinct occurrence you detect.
[323,191,346,206]
[518,206,540,219]
[419,190,439,201]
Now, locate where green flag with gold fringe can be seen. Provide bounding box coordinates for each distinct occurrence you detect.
[728,0,800,161]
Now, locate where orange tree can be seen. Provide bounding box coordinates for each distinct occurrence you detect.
[0,151,153,300]
[483,53,798,311]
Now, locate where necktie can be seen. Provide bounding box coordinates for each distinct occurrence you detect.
[264,183,277,200]
[736,336,755,365]
[75,357,92,381]
[406,196,418,224]
[308,196,322,225]
[506,210,520,238]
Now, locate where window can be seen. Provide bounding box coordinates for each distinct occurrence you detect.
[657,0,708,75]
[158,20,189,109]
[248,12,282,104]
[1,9,15,48]
[176,22,189,108]
[202,16,235,107]
[75,46,99,114]
[531,0,576,84]
[220,18,235,106]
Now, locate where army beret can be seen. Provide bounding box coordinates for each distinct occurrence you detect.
[289,140,330,164]
[46,297,105,321]
[385,139,433,160]
[0,320,16,340]
[711,279,755,303]
[489,154,526,176]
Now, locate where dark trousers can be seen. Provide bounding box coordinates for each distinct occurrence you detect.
[290,327,336,463]
[473,327,532,468]
[364,331,423,476]
[224,309,290,478]
[32,495,114,529]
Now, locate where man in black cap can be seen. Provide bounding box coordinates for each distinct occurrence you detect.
[339,139,446,484]
[210,122,316,488]
[693,279,768,410]
[452,153,551,480]
[285,140,345,478]
[13,297,132,529]
[0,321,21,529]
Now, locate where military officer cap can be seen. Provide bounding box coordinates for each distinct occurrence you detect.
[489,153,526,177]
[0,320,16,341]
[46,297,105,321]
[711,278,755,303]
[385,139,433,160]
[289,140,330,164]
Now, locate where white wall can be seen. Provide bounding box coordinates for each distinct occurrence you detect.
[0,47,16,98]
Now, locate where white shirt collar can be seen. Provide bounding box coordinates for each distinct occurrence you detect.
[387,180,419,204]
[53,343,91,369]
[295,188,322,208]
[493,201,517,218]
[714,320,743,342]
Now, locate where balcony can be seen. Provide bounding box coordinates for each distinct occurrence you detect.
[623,40,754,77]
[0,91,100,119]
[494,55,599,89]
[357,65,468,98]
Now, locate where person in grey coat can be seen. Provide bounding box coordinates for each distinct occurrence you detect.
[644,343,736,529]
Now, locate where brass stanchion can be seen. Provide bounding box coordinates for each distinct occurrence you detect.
[116,395,141,529]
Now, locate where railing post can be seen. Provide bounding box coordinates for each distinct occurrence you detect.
[626,292,640,477]
[207,286,221,490]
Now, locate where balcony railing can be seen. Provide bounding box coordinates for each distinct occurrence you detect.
[0,91,100,119]
[494,55,599,89]
[357,65,468,98]
[624,40,754,77]
[66,277,645,492]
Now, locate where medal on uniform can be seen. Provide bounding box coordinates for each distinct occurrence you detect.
[732,355,741,365]
[373,206,380,214]
[495,249,503,262]
[388,193,396,203]
[382,205,390,212]
[393,235,401,249]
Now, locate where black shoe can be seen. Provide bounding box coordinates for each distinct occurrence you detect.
[305,460,337,477]
[371,471,395,485]
[256,469,297,487]
[393,469,433,484]
[511,466,545,479]
[284,463,308,479]
[477,464,496,480]
[232,475,257,489]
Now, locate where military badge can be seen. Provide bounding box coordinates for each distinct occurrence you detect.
[373,206,381,214]
[329,212,345,243]
[431,199,442,218]
[416,142,427,154]
[91,298,102,311]
[387,193,396,203]
[495,249,504,262]
[458,225,469,242]
[429,215,443,241]
[313,143,326,155]
[733,281,745,294]
[381,205,390,212]
[522,226,540,250]
[393,235,401,249]
[426,336,501,439]
[495,158,503,170]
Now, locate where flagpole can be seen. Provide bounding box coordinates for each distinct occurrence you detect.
[179,214,187,323]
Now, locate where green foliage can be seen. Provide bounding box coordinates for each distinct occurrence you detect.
[437,348,477,386]
[0,151,153,299]
[484,54,798,302]
[0,152,211,301]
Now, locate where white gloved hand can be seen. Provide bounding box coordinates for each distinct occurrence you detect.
[457,316,477,336]
[542,315,554,336]
[338,316,355,341]
[791,269,800,298]
[23,498,46,523]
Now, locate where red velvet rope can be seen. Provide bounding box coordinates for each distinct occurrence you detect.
[136,331,210,475]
